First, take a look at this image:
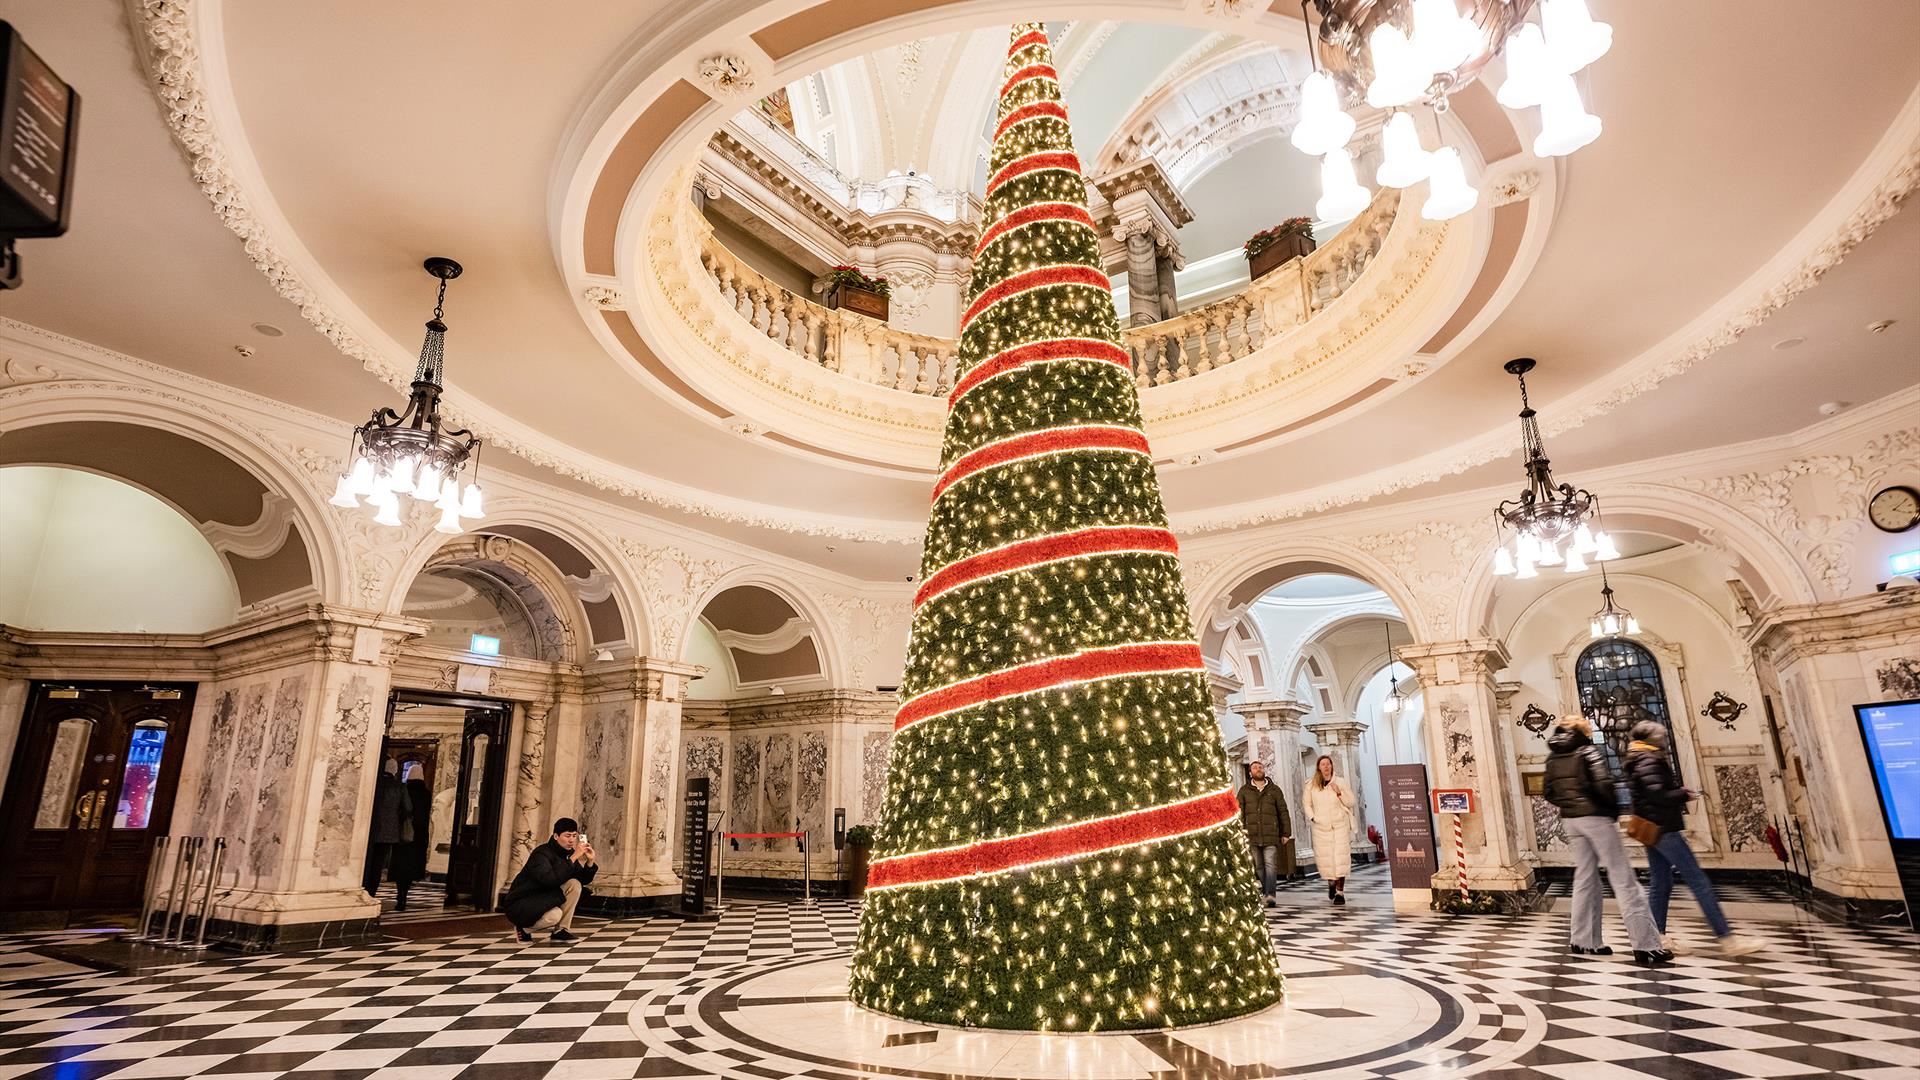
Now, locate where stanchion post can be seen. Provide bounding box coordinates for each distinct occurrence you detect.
[161,835,196,944]
[801,830,812,904]
[129,836,172,942]
[184,837,225,952]
[166,837,203,944]
[1454,816,1467,901]
[714,831,726,917]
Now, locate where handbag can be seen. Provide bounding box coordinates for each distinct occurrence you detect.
[1623,815,1662,847]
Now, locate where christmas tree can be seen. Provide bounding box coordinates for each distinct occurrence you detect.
[848,22,1283,1032]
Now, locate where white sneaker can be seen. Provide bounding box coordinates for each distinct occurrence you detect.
[1660,933,1689,956]
[1717,933,1763,957]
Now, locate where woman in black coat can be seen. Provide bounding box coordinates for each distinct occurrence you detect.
[1625,721,1760,958]
[389,776,433,911]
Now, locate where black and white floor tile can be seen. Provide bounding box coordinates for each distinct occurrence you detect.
[0,895,1913,1079]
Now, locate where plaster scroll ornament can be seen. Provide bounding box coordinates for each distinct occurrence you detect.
[883,267,934,324]
[696,53,757,101]
[581,284,627,311]
[0,356,62,385]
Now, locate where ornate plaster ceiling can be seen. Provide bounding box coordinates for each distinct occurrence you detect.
[2,0,1916,583]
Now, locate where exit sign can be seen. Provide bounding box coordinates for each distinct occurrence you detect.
[469,634,500,655]
[1892,550,1920,577]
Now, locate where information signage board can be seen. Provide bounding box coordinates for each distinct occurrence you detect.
[1854,698,1920,931]
[680,776,710,916]
[1379,764,1437,890]
[0,23,78,237]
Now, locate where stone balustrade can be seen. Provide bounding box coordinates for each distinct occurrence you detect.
[694,188,1398,398]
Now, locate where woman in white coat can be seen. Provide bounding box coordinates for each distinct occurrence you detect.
[1304,754,1357,905]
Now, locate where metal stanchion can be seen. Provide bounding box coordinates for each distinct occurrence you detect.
[183,837,226,952]
[801,829,813,904]
[128,836,173,942]
[155,833,193,943]
[714,828,726,916]
[164,837,203,944]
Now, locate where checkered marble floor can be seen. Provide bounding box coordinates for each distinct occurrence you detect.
[0,896,1913,1079]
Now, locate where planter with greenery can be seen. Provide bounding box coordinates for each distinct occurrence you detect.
[1244,217,1316,281]
[823,265,891,321]
[844,824,875,897]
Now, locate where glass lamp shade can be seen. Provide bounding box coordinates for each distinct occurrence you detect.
[1421,145,1479,220]
[1593,531,1621,561]
[1316,148,1373,221]
[434,476,461,513]
[1291,71,1356,156]
[1376,112,1433,188]
[460,483,485,520]
[1515,557,1539,580]
[370,488,403,527]
[434,503,464,535]
[1492,545,1516,576]
[345,456,376,497]
[1381,692,1401,716]
[1365,25,1430,108]
[1495,24,1551,110]
[412,462,443,503]
[1564,547,1589,573]
[1534,74,1602,157]
[328,475,359,509]
[1535,537,1563,566]
[1411,0,1479,76]
[1570,523,1597,555]
[1542,0,1613,73]
[387,455,417,496]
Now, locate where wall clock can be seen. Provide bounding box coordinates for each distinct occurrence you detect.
[1868,485,1920,533]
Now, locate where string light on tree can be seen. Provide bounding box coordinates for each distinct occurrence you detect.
[848,22,1283,1033]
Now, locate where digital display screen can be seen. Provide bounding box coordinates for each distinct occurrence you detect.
[1855,700,1920,841]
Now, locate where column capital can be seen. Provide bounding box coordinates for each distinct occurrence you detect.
[1306,718,1366,746]
[1397,638,1510,684]
[1747,588,1920,667]
[1207,671,1244,713]
[1236,697,1311,731]
[583,656,705,702]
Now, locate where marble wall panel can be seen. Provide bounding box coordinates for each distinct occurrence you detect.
[192,688,240,836]
[1529,795,1569,852]
[645,719,675,861]
[729,733,761,838]
[578,705,629,863]
[219,684,270,876]
[797,731,827,851]
[861,731,890,825]
[248,675,307,884]
[761,733,794,852]
[1714,762,1768,853]
[314,675,373,877]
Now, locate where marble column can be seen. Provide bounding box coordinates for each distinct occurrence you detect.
[1750,589,1920,918]
[1155,253,1180,319]
[1307,717,1373,861]
[1122,228,1161,326]
[1207,670,1244,779]
[573,658,701,912]
[1398,639,1534,895]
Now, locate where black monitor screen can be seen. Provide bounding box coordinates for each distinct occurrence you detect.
[1855,699,1920,841]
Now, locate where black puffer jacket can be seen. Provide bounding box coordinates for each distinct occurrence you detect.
[1542,727,1618,819]
[1626,744,1689,832]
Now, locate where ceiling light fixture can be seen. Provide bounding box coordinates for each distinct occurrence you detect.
[1295,0,1611,222]
[1589,563,1640,638]
[1379,619,1403,715]
[329,257,485,534]
[1490,358,1617,577]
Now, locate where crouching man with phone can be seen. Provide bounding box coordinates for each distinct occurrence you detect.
[504,817,597,943]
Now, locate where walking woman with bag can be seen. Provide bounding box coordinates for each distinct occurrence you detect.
[1624,721,1763,957]
[1543,716,1668,966]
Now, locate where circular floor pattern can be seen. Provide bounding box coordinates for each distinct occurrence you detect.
[626,946,1545,1078]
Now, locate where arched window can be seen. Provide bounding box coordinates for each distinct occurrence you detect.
[1575,639,1679,779]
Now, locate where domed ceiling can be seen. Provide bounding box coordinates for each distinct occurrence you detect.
[4,0,1917,582]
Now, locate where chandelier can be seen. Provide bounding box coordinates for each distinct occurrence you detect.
[1291,0,1611,223]
[1379,619,1402,715]
[329,257,485,533]
[1589,563,1639,638]
[1490,358,1617,577]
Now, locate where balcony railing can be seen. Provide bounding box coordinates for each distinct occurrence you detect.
[694,188,1399,398]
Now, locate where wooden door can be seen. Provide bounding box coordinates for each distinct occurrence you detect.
[443,706,508,909]
[0,682,196,919]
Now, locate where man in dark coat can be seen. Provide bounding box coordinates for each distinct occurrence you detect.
[1237,761,1293,906]
[503,817,597,943]
[362,760,414,898]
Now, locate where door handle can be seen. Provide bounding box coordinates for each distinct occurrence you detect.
[74,780,110,828]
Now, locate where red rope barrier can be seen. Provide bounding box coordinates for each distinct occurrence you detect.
[722,831,805,839]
